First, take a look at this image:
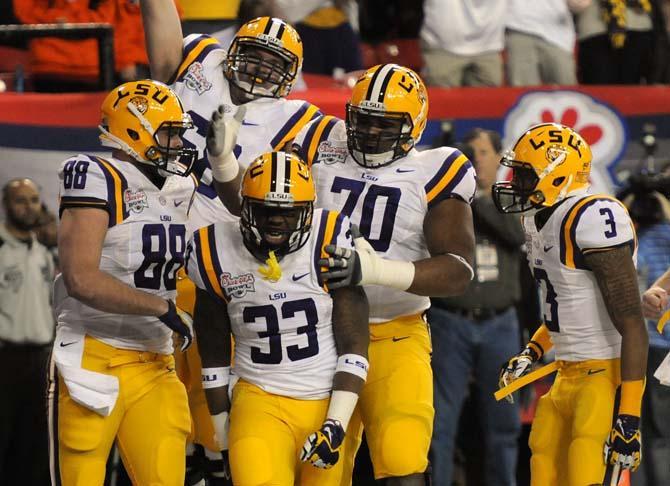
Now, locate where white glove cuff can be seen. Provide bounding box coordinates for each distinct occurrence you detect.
[202,367,230,389]
[209,151,239,183]
[211,411,229,450]
[326,390,359,431]
[363,256,415,291]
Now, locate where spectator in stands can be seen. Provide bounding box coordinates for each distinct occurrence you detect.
[627,184,670,486]
[0,178,55,486]
[505,0,578,86]
[575,0,654,84]
[420,0,506,87]
[430,128,524,486]
[12,0,150,91]
[275,0,362,75]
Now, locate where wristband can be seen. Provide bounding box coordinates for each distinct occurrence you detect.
[619,379,645,417]
[202,367,230,389]
[335,354,369,382]
[209,151,239,183]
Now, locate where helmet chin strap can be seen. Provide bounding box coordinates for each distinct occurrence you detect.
[556,174,574,202]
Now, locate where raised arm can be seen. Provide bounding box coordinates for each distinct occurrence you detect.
[139,0,184,82]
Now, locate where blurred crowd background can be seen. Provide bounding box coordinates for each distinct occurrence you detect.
[1,1,670,485]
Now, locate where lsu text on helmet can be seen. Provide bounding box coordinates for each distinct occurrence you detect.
[240,151,315,260]
[492,123,592,213]
[225,17,303,100]
[99,80,197,177]
[346,63,429,168]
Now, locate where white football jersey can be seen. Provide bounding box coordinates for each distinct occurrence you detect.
[186,209,353,399]
[55,154,197,354]
[170,34,321,230]
[294,117,477,323]
[523,192,637,361]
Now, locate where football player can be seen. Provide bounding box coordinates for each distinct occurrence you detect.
[187,151,369,485]
[213,64,477,485]
[492,124,648,486]
[50,80,197,485]
[139,3,322,479]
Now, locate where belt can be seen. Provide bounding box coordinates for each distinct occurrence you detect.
[445,306,512,322]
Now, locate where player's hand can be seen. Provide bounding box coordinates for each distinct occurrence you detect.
[300,419,345,469]
[499,346,539,404]
[206,105,246,158]
[642,286,668,320]
[319,225,374,289]
[604,414,642,471]
[158,300,193,352]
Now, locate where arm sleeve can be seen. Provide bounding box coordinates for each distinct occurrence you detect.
[58,156,114,218]
[170,34,222,84]
[424,148,477,209]
[574,198,635,252]
[293,116,344,167]
[186,225,229,303]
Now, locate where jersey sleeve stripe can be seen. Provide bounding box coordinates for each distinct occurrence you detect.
[195,226,228,302]
[313,210,332,289]
[425,152,470,205]
[271,103,321,151]
[92,157,129,227]
[295,116,322,163]
[307,115,337,164]
[424,150,463,194]
[174,36,220,82]
[560,195,622,269]
[58,196,108,216]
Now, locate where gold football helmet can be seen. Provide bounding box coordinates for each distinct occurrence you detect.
[240,151,315,260]
[346,63,429,168]
[225,16,303,99]
[99,80,196,176]
[492,123,592,213]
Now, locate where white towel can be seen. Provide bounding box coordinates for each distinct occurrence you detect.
[653,350,670,386]
[53,326,120,416]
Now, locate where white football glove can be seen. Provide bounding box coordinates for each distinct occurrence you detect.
[319,225,414,291]
[206,105,246,182]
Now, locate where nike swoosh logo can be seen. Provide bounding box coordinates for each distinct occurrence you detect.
[392,336,410,342]
[174,200,184,207]
[242,120,259,126]
[59,341,77,347]
[587,368,606,375]
[543,245,554,252]
[396,168,415,173]
[292,272,310,281]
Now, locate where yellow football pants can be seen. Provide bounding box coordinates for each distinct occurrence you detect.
[53,336,191,486]
[340,313,434,482]
[175,271,219,452]
[529,358,621,486]
[229,379,345,486]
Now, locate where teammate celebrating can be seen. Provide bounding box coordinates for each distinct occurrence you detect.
[187,152,369,485]
[50,80,197,485]
[212,64,475,485]
[493,124,648,485]
[139,3,322,478]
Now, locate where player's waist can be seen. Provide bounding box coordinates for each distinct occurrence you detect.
[555,358,621,380]
[369,313,428,340]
